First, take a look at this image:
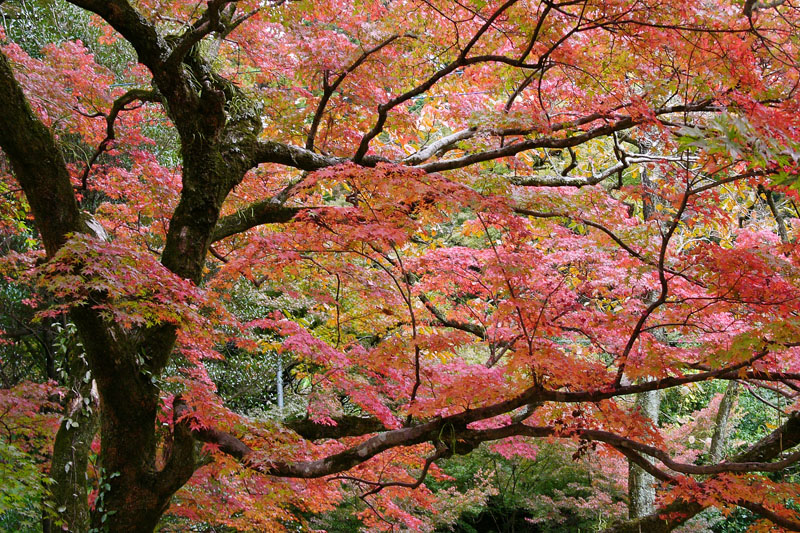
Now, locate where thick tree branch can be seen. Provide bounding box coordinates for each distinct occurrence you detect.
[585,429,800,475]
[212,202,306,242]
[403,127,478,165]
[509,160,625,187]
[283,415,387,440]
[1,44,183,530]
[177,365,800,477]
[221,104,724,242]
[405,104,633,167]
[252,140,349,170]
[737,500,800,530]
[67,0,169,69]
[601,410,800,532]
[744,0,788,18]
[165,0,237,70]
[416,101,717,173]
[176,392,800,533]
[66,0,208,136]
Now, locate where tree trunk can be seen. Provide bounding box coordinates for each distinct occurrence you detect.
[627,387,661,518]
[709,381,739,464]
[627,136,663,519]
[64,305,179,532]
[47,354,99,533]
[91,399,165,532]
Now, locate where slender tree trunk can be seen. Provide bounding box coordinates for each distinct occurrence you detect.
[709,381,740,464]
[628,140,662,519]
[760,185,789,245]
[627,387,661,518]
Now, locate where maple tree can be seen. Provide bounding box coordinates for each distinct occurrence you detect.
[3,0,800,531]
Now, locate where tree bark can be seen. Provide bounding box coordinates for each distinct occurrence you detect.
[0,50,82,258]
[628,387,661,518]
[628,137,662,519]
[47,355,99,533]
[709,381,740,464]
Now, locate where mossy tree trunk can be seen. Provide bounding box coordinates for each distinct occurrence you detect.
[46,353,99,533]
[0,10,260,527]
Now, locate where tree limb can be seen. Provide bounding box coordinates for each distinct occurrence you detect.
[352,0,522,163]
[601,410,800,532]
[307,34,412,151]
[212,202,307,242]
[67,0,169,70]
[509,161,625,187]
[283,415,387,440]
[165,0,238,70]
[79,88,162,190]
[403,127,477,165]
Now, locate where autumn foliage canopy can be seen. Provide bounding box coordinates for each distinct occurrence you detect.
[3,0,800,531]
